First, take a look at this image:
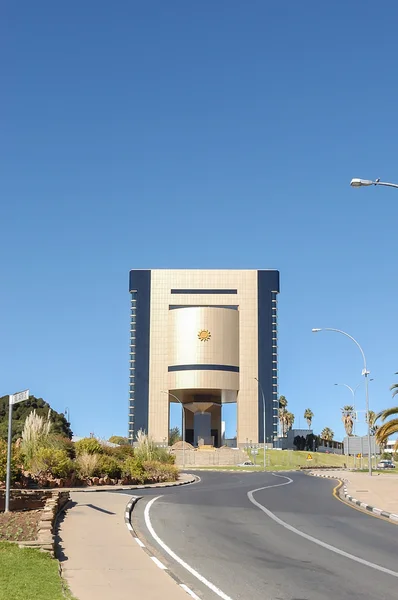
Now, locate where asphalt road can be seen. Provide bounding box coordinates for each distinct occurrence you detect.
[122,471,398,600]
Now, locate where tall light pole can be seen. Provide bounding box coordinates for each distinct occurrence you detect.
[350,178,398,190]
[162,391,185,469]
[312,328,372,476]
[254,378,266,470]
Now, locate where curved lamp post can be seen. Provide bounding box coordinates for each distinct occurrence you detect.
[350,178,398,189]
[162,391,185,468]
[312,328,372,476]
[254,378,266,470]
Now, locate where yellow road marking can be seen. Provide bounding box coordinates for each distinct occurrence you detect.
[332,480,397,525]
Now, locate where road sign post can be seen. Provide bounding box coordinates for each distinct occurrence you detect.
[5,390,29,513]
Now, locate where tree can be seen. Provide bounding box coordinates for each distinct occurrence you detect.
[305,433,318,451]
[321,427,334,441]
[304,408,314,429]
[365,410,379,436]
[375,375,398,451]
[341,405,355,436]
[285,412,295,431]
[169,427,181,446]
[278,396,288,436]
[0,395,72,442]
[108,436,130,445]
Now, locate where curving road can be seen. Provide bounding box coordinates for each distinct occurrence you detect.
[123,471,398,600]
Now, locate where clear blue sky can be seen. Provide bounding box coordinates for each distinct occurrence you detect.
[2,1,398,442]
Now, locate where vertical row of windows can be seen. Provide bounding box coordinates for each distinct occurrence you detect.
[128,292,137,440]
[271,294,278,438]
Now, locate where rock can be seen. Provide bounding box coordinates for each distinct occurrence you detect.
[99,478,105,486]
[92,477,100,486]
[103,475,111,485]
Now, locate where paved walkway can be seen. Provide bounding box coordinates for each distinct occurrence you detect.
[311,470,398,515]
[57,490,189,600]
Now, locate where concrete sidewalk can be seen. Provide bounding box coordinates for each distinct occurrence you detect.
[57,490,189,600]
[311,470,398,516]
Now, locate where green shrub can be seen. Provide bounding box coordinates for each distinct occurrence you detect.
[108,436,130,446]
[106,444,135,460]
[49,435,76,459]
[75,438,103,456]
[152,446,175,464]
[134,430,174,464]
[98,455,122,479]
[21,410,52,465]
[75,452,101,478]
[0,440,21,483]
[123,457,146,483]
[31,447,73,478]
[142,460,179,483]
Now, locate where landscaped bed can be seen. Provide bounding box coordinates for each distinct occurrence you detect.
[0,542,75,600]
[0,509,40,542]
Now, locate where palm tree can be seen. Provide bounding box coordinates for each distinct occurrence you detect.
[375,376,398,451]
[365,410,379,436]
[304,408,314,429]
[278,396,288,436]
[375,407,398,452]
[341,405,355,436]
[321,427,334,441]
[285,412,295,431]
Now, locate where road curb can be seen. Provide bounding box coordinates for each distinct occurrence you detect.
[125,495,201,599]
[30,474,198,493]
[308,472,398,523]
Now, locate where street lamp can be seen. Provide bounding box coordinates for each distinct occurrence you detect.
[312,328,372,476]
[162,391,185,468]
[254,378,266,470]
[350,178,398,189]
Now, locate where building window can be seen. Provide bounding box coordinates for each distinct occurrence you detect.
[170,289,238,294]
[129,291,137,440]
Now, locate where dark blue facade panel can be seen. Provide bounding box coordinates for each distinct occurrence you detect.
[170,289,237,294]
[129,270,151,437]
[168,364,239,373]
[257,270,280,443]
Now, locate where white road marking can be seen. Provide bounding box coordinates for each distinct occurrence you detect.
[180,583,201,599]
[151,556,167,570]
[144,496,234,600]
[134,537,145,547]
[247,473,398,579]
[126,522,133,531]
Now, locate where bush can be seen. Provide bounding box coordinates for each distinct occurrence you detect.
[49,435,76,459]
[76,452,101,478]
[123,457,146,483]
[31,447,73,478]
[108,436,130,446]
[97,455,122,479]
[75,438,103,456]
[21,410,52,465]
[153,446,175,464]
[134,430,174,464]
[105,444,135,460]
[0,440,21,483]
[142,460,179,483]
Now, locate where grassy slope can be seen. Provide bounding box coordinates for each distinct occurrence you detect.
[249,449,357,469]
[0,542,75,600]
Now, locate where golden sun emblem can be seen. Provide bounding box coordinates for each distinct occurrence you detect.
[198,329,211,342]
